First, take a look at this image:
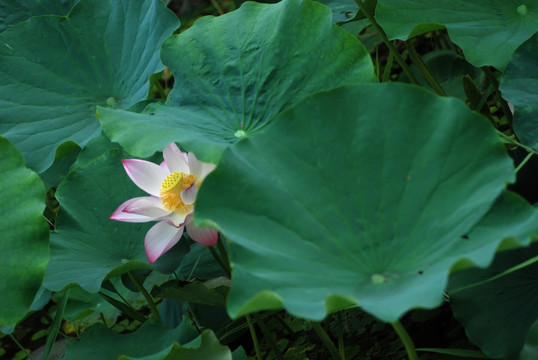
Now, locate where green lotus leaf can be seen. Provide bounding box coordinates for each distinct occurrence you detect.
[449,242,538,359]
[317,0,358,22]
[500,33,538,150]
[0,0,179,172]
[375,0,538,69]
[0,0,76,32]
[64,319,199,360]
[522,319,538,360]
[43,139,154,293]
[196,83,515,322]
[119,330,231,360]
[449,190,538,273]
[0,137,49,326]
[98,0,376,163]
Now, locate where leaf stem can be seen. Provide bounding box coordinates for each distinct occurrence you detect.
[515,152,534,174]
[356,0,419,85]
[391,320,419,360]
[127,271,161,320]
[98,291,147,323]
[246,314,263,360]
[311,321,343,360]
[496,129,538,155]
[404,41,447,96]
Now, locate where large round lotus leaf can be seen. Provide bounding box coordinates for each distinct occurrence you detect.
[0,0,76,32]
[43,139,154,293]
[98,0,376,163]
[0,0,179,173]
[500,33,538,150]
[317,0,358,22]
[375,0,538,69]
[119,331,232,360]
[449,242,538,359]
[195,83,515,323]
[64,319,199,360]
[0,137,49,326]
[448,190,538,273]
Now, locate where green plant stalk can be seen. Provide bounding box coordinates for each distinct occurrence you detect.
[253,313,284,360]
[375,47,381,79]
[246,314,263,360]
[355,0,419,85]
[391,320,419,360]
[404,41,447,96]
[43,289,70,360]
[99,291,147,322]
[127,271,161,320]
[102,279,133,306]
[382,51,394,82]
[515,152,534,174]
[496,129,538,155]
[311,321,342,360]
[210,0,224,14]
[9,333,34,360]
[186,302,203,333]
[475,84,495,112]
[152,80,167,99]
[336,312,345,360]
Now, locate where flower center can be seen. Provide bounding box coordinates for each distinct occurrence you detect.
[160,171,197,214]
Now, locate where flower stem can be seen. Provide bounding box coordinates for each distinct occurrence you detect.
[311,321,343,360]
[127,271,161,320]
[356,0,419,86]
[246,314,263,360]
[391,320,419,360]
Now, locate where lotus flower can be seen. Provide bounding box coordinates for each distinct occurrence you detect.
[111,143,218,263]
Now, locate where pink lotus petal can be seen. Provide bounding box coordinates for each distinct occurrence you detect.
[186,218,218,246]
[123,159,168,197]
[163,211,189,227]
[110,198,159,223]
[145,221,184,263]
[163,143,189,174]
[180,184,198,205]
[124,197,170,218]
[188,152,216,182]
[160,160,170,173]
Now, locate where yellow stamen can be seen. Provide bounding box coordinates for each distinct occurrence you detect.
[160,171,197,214]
